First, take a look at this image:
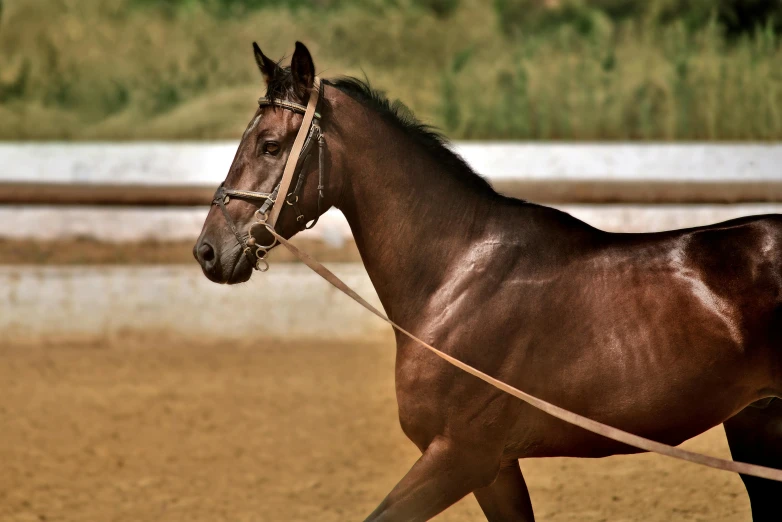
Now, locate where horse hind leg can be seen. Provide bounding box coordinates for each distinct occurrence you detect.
[473,460,535,521]
[724,397,782,521]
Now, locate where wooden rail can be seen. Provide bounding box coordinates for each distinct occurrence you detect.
[0,183,214,207]
[1,180,780,206]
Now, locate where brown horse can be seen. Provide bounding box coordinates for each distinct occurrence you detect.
[194,42,782,521]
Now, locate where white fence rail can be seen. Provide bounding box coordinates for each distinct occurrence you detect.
[1,143,780,204]
[2,142,781,183]
[3,204,782,243]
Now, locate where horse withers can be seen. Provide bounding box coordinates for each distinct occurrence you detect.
[194,42,782,521]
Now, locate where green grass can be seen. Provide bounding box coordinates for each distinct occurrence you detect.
[0,0,781,140]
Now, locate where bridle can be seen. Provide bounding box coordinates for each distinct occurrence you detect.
[212,78,324,272]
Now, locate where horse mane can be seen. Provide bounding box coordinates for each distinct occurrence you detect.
[266,68,498,197]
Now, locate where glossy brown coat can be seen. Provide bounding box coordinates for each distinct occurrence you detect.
[195,43,782,521]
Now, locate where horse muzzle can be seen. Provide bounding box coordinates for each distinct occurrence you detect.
[194,235,253,284]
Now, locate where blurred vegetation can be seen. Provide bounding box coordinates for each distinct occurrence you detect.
[0,0,781,140]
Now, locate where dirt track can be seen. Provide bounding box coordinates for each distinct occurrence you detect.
[0,340,751,521]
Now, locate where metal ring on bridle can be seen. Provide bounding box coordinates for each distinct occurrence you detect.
[248,221,278,249]
[256,258,269,272]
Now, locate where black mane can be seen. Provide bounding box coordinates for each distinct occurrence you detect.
[266,69,497,196]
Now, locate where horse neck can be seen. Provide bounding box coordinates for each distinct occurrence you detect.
[327,91,495,324]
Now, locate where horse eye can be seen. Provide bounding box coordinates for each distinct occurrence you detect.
[263,142,280,156]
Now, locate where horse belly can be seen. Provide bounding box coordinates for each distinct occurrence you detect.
[500,264,764,458]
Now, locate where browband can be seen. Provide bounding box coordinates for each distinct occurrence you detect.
[258,98,322,120]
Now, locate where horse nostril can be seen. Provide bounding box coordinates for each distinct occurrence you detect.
[195,239,221,280]
[199,242,216,263]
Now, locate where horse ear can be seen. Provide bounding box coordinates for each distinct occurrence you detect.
[253,42,279,86]
[290,41,315,99]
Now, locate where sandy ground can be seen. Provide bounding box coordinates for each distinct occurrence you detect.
[0,340,752,522]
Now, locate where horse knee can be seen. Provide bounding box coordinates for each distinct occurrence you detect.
[427,439,502,490]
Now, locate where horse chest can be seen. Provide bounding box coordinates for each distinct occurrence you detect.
[393,339,511,450]
[393,344,449,448]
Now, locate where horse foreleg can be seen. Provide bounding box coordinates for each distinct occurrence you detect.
[473,459,535,521]
[364,437,501,522]
[724,398,782,521]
